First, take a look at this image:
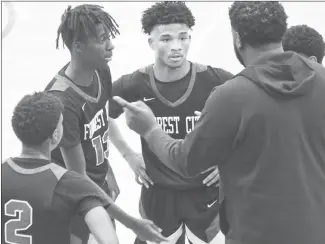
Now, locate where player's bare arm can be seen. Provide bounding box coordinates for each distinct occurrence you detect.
[107,117,153,188]
[85,206,119,244]
[60,144,92,181]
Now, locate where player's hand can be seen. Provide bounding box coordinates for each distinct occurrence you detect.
[203,167,220,187]
[194,110,202,118]
[130,218,168,243]
[113,96,160,138]
[125,153,153,188]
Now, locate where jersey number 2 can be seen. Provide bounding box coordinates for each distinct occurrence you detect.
[4,200,33,244]
[92,129,109,166]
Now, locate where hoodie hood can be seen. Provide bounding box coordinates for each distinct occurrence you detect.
[237,51,317,98]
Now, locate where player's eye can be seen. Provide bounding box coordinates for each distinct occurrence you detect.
[100,35,109,43]
[180,36,188,41]
[161,38,171,42]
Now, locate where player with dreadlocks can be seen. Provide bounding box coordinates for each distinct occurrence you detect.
[110,2,233,244]
[45,4,167,244]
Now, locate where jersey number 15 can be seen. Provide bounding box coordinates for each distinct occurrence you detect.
[91,128,109,166]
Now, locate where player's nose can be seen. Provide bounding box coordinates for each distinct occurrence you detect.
[106,40,114,51]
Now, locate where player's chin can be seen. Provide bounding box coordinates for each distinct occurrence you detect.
[167,60,184,69]
[105,56,113,63]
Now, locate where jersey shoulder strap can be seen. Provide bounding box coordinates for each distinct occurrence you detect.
[193,62,207,73]
[49,74,71,92]
[138,65,153,75]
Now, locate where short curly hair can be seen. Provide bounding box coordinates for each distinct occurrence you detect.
[229,1,288,47]
[12,92,64,146]
[282,25,325,64]
[141,1,195,35]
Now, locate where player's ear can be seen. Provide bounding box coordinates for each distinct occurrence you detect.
[51,128,59,145]
[148,37,155,50]
[72,41,85,53]
[309,56,318,63]
[234,31,242,50]
[232,29,242,50]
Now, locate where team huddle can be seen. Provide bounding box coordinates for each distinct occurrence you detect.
[2,2,325,244]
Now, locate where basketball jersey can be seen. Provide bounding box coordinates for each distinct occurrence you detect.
[45,64,112,186]
[110,63,233,189]
[1,158,70,244]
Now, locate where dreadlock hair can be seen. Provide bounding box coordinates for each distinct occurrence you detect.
[282,25,325,64]
[141,1,195,35]
[56,4,120,50]
[12,92,64,146]
[229,1,288,47]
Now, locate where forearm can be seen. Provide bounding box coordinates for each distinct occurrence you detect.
[106,201,136,229]
[144,86,238,176]
[85,206,119,244]
[108,118,135,158]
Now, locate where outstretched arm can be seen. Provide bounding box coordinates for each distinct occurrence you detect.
[113,84,240,176]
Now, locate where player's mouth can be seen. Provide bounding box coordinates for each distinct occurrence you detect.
[169,54,183,62]
[105,53,113,62]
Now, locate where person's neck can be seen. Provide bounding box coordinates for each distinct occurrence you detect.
[243,43,284,67]
[153,60,190,82]
[20,145,51,161]
[65,59,96,87]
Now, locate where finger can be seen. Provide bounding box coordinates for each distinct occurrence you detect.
[203,171,218,184]
[203,173,219,186]
[154,233,169,242]
[140,170,154,185]
[113,96,139,112]
[194,111,201,116]
[149,223,163,233]
[206,177,219,187]
[140,176,150,189]
[135,174,143,185]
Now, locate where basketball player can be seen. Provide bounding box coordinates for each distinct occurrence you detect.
[1,92,167,244]
[282,24,324,64]
[44,4,163,243]
[114,2,325,244]
[110,2,233,244]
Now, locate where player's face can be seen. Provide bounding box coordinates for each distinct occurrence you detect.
[80,24,114,69]
[149,23,191,69]
[50,114,63,151]
[232,29,246,67]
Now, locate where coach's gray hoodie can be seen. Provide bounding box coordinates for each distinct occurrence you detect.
[146,51,325,244]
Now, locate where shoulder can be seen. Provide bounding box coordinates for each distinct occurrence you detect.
[46,76,80,111]
[58,170,100,193]
[193,62,234,84]
[113,66,151,89]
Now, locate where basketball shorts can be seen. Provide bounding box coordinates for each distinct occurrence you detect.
[134,185,220,244]
[70,180,114,244]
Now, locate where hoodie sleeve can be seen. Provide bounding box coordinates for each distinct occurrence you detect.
[146,83,241,176]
